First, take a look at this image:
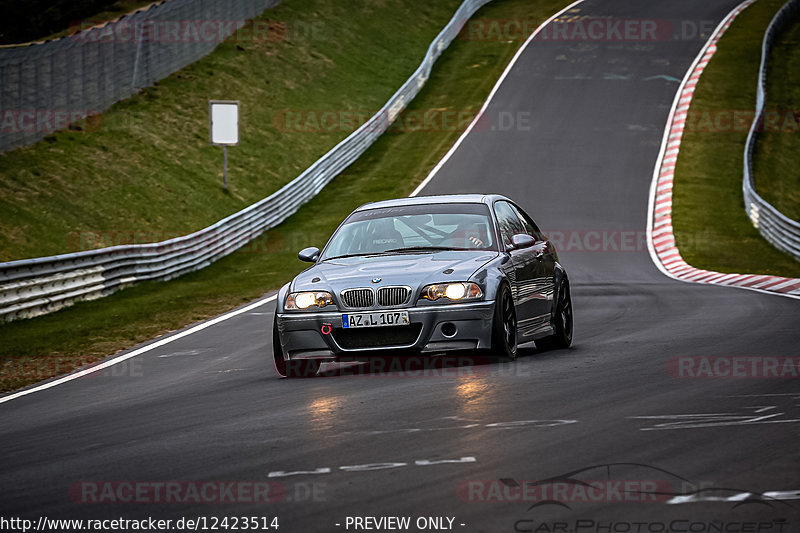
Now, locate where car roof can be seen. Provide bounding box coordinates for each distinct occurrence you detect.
[355,194,511,212]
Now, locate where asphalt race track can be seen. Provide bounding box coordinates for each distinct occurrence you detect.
[2,1,799,532]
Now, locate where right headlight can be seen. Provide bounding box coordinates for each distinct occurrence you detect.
[420,282,483,302]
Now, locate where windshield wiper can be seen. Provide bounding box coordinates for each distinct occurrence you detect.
[382,246,467,254]
[324,247,470,260]
[322,252,384,261]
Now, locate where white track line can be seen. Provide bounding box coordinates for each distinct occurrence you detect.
[410,0,587,197]
[0,295,277,405]
[645,0,800,300]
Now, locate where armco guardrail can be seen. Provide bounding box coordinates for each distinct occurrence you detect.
[0,0,281,154]
[0,0,494,322]
[743,0,800,261]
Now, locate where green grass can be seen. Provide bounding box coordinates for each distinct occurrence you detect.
[752,14,800,221]
[0,0,464,262]
[0,0,569,392]
[672,0,800,276]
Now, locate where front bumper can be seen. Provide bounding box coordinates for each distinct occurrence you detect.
[275,300,495,361]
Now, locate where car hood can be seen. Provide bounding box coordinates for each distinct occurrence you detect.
[292,251,498,295]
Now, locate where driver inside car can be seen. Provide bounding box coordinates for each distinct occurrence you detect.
[446,221,487,249]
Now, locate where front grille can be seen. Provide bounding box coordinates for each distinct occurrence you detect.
[341,288,374,308]
[333,324,423,349]
[377,286,410,307]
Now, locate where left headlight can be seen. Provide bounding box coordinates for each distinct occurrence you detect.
[285,291,335,310]
[420,282,483,302]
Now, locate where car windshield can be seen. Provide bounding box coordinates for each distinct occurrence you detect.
[321,202,497,260]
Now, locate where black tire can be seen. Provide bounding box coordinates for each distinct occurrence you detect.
[537,276,573,351]
[273,314,320,378]
[490,283,518,361]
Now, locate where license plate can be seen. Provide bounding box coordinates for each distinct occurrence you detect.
[342,311,410,328]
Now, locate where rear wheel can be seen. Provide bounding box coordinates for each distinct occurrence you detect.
[273,314,320,378]
[537,276,573,351]
[490,283,518,361]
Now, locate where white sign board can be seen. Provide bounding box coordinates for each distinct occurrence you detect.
[209,100,239,145]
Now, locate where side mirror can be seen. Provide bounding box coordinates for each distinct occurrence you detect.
[511,234,536,250]
[298,246,320,263]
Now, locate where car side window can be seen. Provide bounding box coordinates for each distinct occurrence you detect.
[494,201,526,247]
[509,203,543,241]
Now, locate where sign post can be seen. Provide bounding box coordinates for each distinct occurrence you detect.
[209,100,240,191]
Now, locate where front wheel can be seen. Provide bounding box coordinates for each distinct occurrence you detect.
[273,314,320,378]
[490,283,518,361]
[537,276,573,351]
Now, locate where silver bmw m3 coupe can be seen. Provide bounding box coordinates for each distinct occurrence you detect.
[272,194,572,377]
